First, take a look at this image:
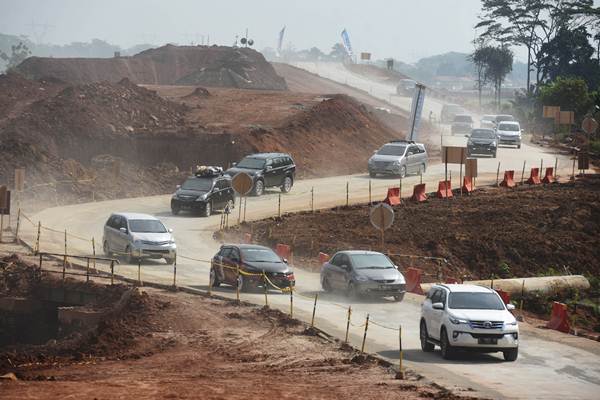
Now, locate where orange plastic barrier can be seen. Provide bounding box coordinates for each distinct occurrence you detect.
[462,176,474,193]
[411,183,428,202]
[546,302,571,333]
[526,168,542,185]
[383,187,401,206]
[500,170,516,188]
[404,267,424,295]
[318,252,330,264]
[436,180,453,198]
[243,233,252,244]
[542,167,556,184]
[495,289,511,305]
[275,243,291,260]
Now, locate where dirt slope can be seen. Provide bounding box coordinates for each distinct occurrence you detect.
[16,45,287,90]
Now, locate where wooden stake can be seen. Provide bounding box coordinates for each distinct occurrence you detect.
[361,314,370,353]
[311,294,318,328]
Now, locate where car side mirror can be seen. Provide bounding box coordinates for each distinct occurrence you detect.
[265,165,272,171]
[119,227,127,234]
[283,258,288,264]
[506,303,516,311]
[232,162,237,167]
[176,184,181,189]
[168,228,173,233]
[432,302,444,310]
[520,129,524,133]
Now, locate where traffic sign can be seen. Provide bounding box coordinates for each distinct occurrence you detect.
[582,117,598,135]
[231,172,253,196]
[369,203,394,231]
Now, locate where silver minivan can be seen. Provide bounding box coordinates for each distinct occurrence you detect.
[368,140,428,178]
[103,212,177,264]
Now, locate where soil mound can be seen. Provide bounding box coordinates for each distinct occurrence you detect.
[16,45,288,90]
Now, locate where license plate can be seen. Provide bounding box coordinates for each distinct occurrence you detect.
[379,285,395,290]
[478,337,498,345]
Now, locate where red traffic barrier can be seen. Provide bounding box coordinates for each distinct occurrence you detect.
[495,289,511,305]
[462,176,474,194]
[411,183,428,202]
[500,170,516,188]
[526,168,542,185]
[542,167,556,184]
[243,233,252,244]
[383,187,401,206]
[436,180,453,198]
[275,243,291,260]
[546,301,571,333]
[404,267,424,295]
[318,252,330,264]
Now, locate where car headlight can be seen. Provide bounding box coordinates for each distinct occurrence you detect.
[196,194,208,201]
[491,141,497,146]
[449,315,469,325]
[504,320,518,327]
[355,275,369,282]
[395,276,406,284]
[133,239,142,246]
[368,158,374,165]
[392,160,401,166]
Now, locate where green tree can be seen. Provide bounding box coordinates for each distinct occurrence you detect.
[0,41,31,71]
[472,45,514,110]
[329,43,348,61]
[537,77,594,119]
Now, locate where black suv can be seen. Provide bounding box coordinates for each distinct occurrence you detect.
[225,153,295,196]
[171,166,235,217]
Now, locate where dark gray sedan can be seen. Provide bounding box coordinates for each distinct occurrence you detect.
[320,251,406,301]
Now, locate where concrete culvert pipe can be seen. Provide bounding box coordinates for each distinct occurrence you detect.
[422,275,590,297]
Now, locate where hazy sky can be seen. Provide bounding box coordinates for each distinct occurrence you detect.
[0,0,568,62]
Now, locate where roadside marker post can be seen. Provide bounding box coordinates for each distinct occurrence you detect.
[278,194,282,218]
[289,287,294,318]
[236,265,240,302]
[346,181,349,207]
[540,159,544,182]
[496,162,501,186]
[138,259,142,286]
[243,197,247,223]
[311,187,314,212]
[345,306,352,343]
[110,260,115,285]
[35,221,41,253]
[263,272,269,306]
[554,158,558,179]
[311,293,318,328]
[361,314,370,353]
[397,325,405,379]
[86,258,90,282]
[172,256,177,288]
[92,237,97,271]
[14,208,21,243]
[368,180,372,205]
[521,161,526,185]
[63,230,67,281]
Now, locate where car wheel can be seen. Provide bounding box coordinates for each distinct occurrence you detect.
[236,274,247,292]
[440,327,455,359]
[503,348,518,361]
[393,293,405,302]
[209,267,221,288]
[369,171,377,178]
[517,144,521,149]
[253,179,264,196]
[103,241,112,257]
[399,165,407,178]
[171,205,180,215]
[493,151,497,158]
[202,202,212,218]
[420,320,435,352]
[322,276,332,292]
[281,176,293,193]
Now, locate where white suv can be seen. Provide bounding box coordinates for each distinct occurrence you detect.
[420,284,519,361]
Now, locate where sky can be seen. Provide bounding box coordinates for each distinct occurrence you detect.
[0,0,551,63]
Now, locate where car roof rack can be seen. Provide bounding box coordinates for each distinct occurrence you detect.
[389,139,416,144]
[194,165,223,177]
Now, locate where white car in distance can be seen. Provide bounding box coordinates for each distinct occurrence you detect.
[420,284,519,361]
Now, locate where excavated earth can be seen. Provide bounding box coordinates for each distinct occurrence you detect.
[0,255,472,400]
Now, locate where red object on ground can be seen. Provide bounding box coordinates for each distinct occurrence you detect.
[500,170,516,188]
[436,181,453,198]
[383,187,401,206]
[546,302,571,333]
[542,167,556,184]
[445,277,460,284]
[462,176,474,193]
[526,168,542,185]
[275,243,291,260]
[495,289,511,304]
[318,252,330,264]
[243,233,252,244]
[411,184,428,202]
[404,267,424,295]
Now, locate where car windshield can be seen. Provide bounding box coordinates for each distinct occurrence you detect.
[181,177,213,191]
[237,157,266,169]
[448,292,505,310]
[350,254,395,269]
[471,129,496,139]
[241,248,282,263]
[129,219,167,233]
[499,123,520,131]
[454,115,472,123]
[377,145,406,156]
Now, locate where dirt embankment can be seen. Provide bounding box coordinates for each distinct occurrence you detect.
[226,178,600,281]
[0,72,404,208]
[16,44,288,91]
[0,255,470,400]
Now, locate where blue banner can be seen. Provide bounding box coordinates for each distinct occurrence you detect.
[341,29,353,57]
